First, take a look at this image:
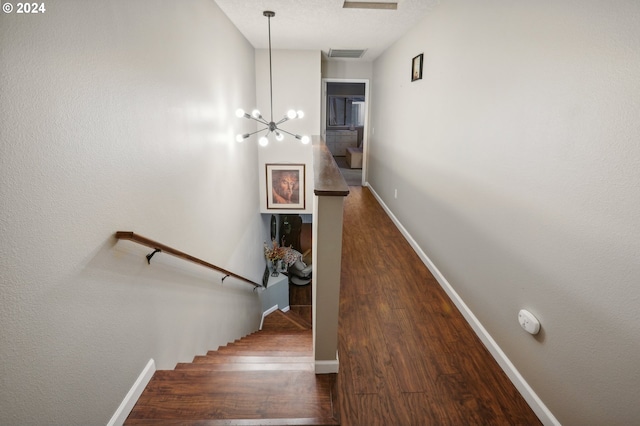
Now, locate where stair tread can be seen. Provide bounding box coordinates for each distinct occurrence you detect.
[128,371,337,421]
[148,368,332,384]
[229,334,311,342]
[212,350,311,357]
[241,329,310,337]
[222,342,310,349]
[175,361,314,372]
[221,333,310,345]
[218,339,313,351]
[220,340,311,349]
[126,417,339,425]
[261,309,311,331]
[192,355,314,364]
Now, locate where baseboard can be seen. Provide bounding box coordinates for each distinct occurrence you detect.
[260,305,279,330]
[107,358,155,426]
[260,304,289,329]
[315,359,339,374]
[367,185,560,426]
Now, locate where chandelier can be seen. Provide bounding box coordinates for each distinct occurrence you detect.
[235,11,310,146]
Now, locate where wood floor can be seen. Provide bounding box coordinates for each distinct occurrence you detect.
[125,185,541,425]
[337,186,541,425]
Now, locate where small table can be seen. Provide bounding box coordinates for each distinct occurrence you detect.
[345,147,363,168]
[260,273,290,314]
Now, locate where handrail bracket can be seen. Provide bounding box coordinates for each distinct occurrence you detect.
[146,248,162,264]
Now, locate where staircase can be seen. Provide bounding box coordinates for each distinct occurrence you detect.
[125,309,339,425]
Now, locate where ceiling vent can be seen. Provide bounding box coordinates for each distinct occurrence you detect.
[328,49,367,59]
[343,1,398,10]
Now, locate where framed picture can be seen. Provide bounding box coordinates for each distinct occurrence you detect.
[412,53,423,82]
[266,163,305,210]
[262,265,270,287]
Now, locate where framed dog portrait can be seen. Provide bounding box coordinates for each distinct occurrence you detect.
[266,164,305,210]
[412,53,423,81]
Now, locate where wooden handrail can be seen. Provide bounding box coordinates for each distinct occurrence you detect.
[114,231,261,288]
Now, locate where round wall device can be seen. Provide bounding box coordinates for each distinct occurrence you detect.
[518,309,541,335]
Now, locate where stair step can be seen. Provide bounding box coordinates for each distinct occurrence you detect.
[127,370,338,423]
[233,330,310,338]
[262,309,310,331]
[213,343,311,356]
[226,339,310,347]
[225,334,311,347]
[210,330,312,356]
[214,349,311,357]
[233,329,310,338]
[175,361,314,372]
[192,355,314,364]
[222,340,311,348]
[126,417,339,425]
[239,328,310,337]
[280,309,313,329]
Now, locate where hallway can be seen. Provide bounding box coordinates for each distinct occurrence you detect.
[337,186,540,425]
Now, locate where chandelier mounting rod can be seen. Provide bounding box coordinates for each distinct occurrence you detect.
[264,10,275,124]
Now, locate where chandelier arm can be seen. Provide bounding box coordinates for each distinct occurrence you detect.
[246,126,270,137]
[275,116,290,126]
[274,128,299,138]
[245,115,269,126]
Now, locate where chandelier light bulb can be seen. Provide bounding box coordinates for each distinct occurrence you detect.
[258,136,269,146]
[235,109,245,118]
[287,110,297,120]
[301,135,311,144]
[275,131,284,141]
[236,133,250,143]
[296,110,304,119]
[252,109,262,119]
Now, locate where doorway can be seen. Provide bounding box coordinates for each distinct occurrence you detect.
[321,79,369,187]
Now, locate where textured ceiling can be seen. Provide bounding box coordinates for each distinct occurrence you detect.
[213,0,439,60]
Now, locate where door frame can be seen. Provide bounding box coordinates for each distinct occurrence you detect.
[321,78,370,186]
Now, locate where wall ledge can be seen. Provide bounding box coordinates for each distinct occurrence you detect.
[312,138,349,197]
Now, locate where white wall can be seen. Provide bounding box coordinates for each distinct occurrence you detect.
[0,0,265,424]
[322,58,374,80]
[255,49,321,214]
[368,1,640,425]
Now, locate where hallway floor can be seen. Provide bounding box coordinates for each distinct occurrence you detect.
[336,186,541,425]
[334,156,362,187]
